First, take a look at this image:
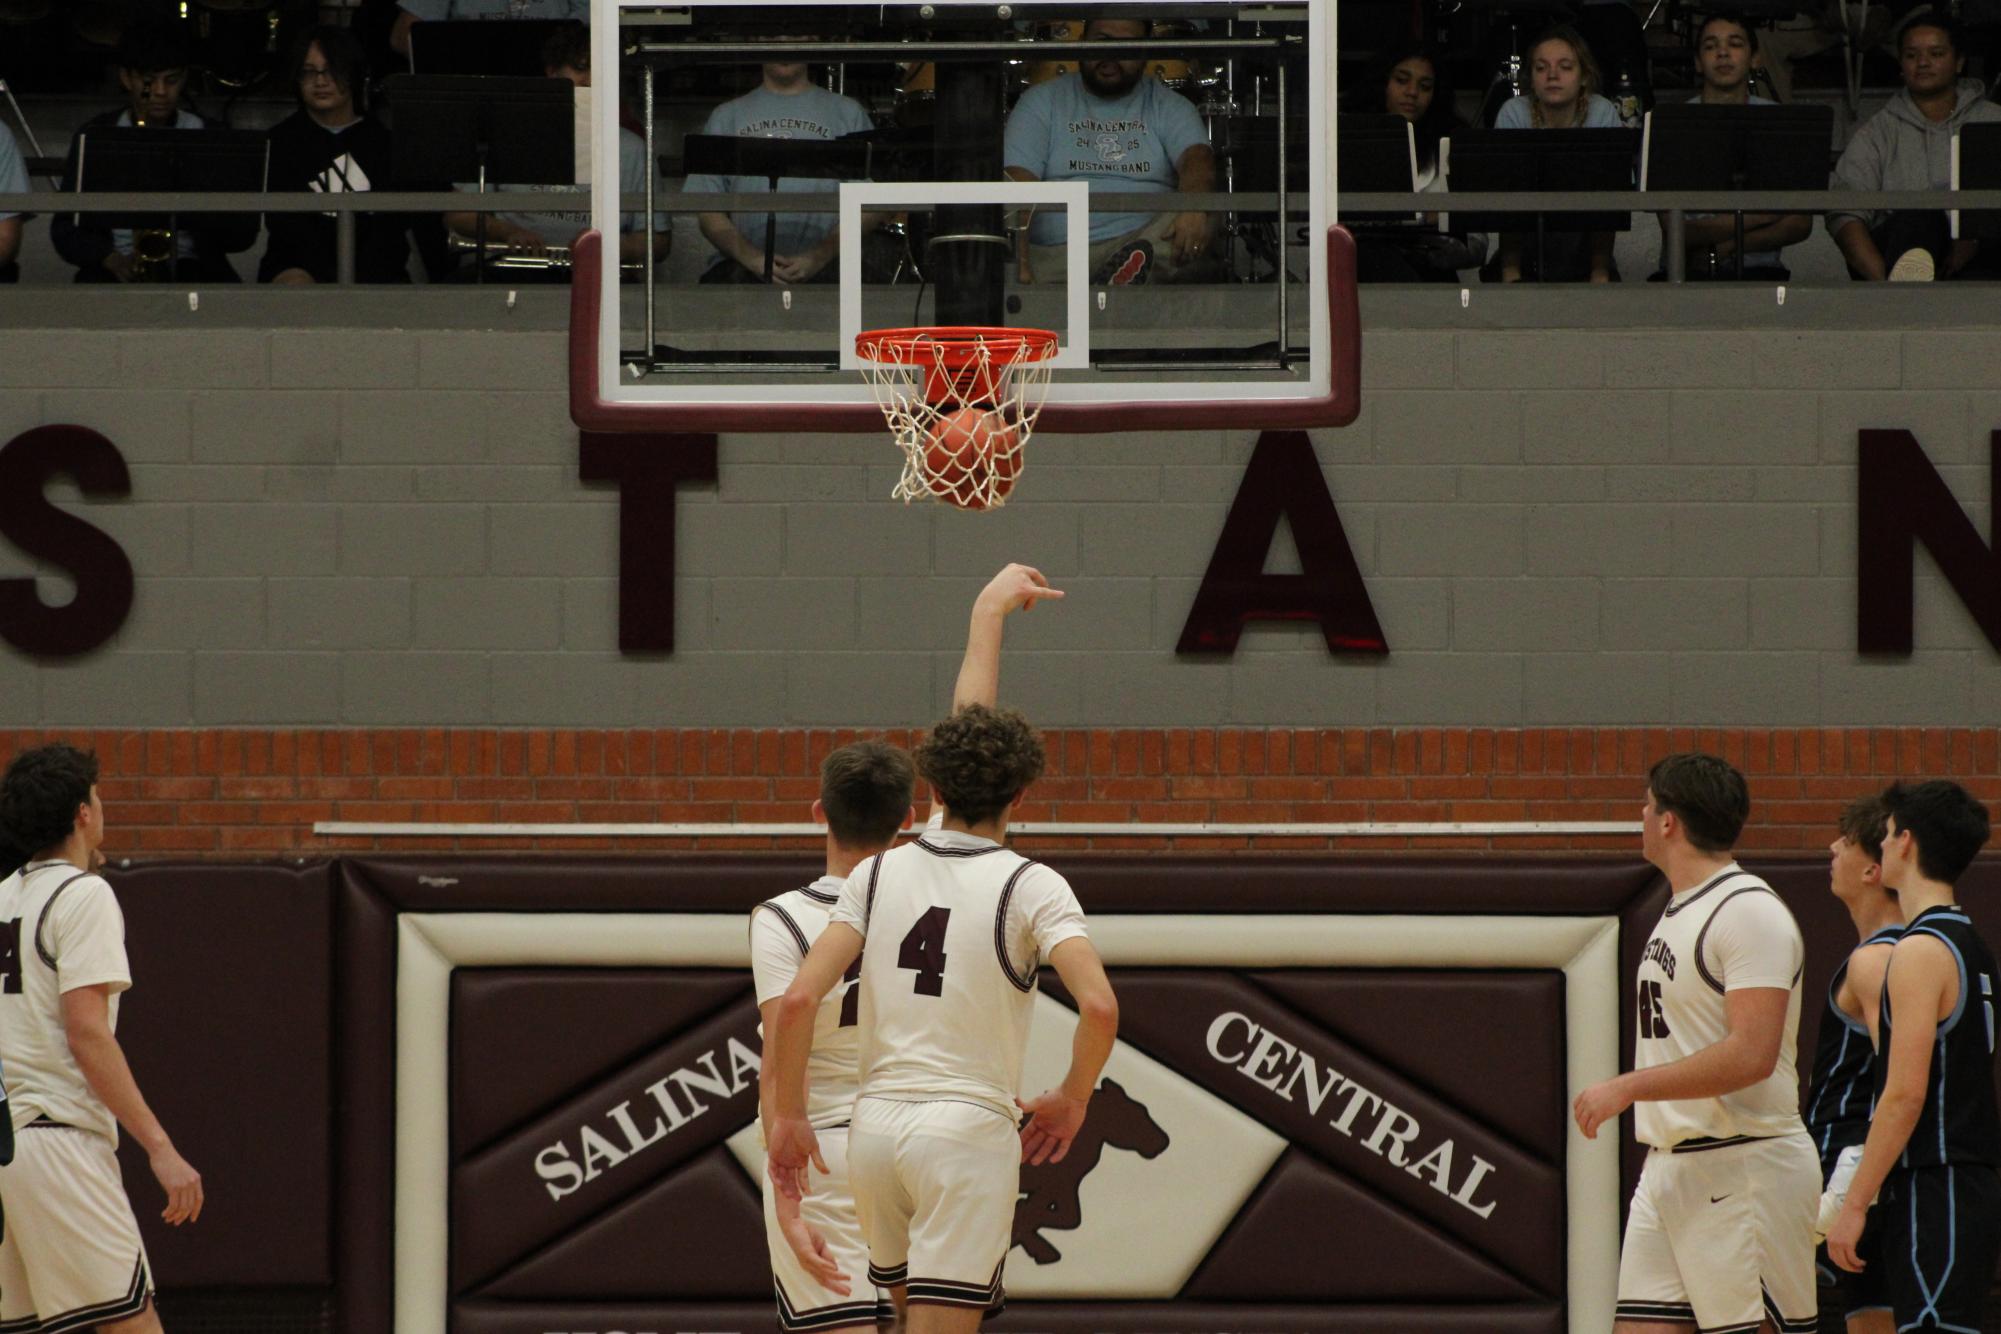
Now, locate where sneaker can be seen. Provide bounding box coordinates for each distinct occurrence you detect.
[1888,248,1936,281]
[1098,240,1151,286]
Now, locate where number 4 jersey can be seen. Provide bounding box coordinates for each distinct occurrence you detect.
[0,862,133,1141]
[1633,864,1808,1149]
[832,829,1089,1120]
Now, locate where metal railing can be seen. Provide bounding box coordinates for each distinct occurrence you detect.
[4,188,2000,285]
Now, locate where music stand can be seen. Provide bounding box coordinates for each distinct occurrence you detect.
[408,19,569,77]
[386,74,574,284]
[1642,103,1830,277]
[73,127,268,271]
[681,132,872,283]
[1952,121,2001,243]
[1336,113,1420,229]
[1442,128,1637,274]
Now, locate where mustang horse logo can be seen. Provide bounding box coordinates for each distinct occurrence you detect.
[1012,1078,1170,1263]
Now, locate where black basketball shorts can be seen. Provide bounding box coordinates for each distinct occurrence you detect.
[1879,1163,2001,1330]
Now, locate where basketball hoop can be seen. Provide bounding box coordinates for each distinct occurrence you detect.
[855,326,1060,510]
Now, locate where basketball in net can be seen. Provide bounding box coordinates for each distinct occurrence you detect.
[855,326,1058,511]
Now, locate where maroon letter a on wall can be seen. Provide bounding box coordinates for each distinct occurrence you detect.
[1177,431,1387,656]
[1858,429,2001,654]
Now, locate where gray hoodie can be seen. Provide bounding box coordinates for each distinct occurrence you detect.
[1829,79,2001,235]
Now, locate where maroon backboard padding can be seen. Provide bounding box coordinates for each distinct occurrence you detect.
[566,227,1363,434]
[1259,970,1568,1161]
[108,861,333,1286]
[1187,1149,1541,1302]
[450,968,753,1158]
[449,998,762,1291]
[335,854,1662,1334]
[473,1149,769,1301]
[327,853,2001,1334]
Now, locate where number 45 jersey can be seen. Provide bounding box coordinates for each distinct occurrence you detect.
[832,829,1090,1120]
[1633,864,1808,1149]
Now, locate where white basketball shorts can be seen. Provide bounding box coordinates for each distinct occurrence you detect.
[0,1120,154,1334]
[764,1126,893,1333]
[1616,1131,1820,1333]
[848,1095,1017,1312]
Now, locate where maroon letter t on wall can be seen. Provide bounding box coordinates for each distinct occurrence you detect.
[580,432,720,653]
[0,426,134,658]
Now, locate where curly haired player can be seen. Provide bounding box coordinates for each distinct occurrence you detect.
[762,628,1117,1333]
[751,563,1067,1333]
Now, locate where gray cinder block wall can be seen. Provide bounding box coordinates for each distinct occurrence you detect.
[2,305,1999,728]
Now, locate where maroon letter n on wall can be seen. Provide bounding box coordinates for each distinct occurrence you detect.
[1857,429,2001,655]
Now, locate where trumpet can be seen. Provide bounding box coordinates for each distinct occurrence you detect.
[448,234,645,273]
[449,234,576,270]
[130,228,176,282]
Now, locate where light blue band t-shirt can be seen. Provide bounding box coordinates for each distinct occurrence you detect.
[0,123,27,223]
[1004,72,1208,245]
[681,84,875,259]
[1494,93,1624,130]
[1676,94,1787,271]
[399,0,586,19]
[485,126,662,245]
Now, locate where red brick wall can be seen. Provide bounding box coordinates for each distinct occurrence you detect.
[4,727,1997,858]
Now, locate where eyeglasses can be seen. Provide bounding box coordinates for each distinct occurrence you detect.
[299,65,337,83]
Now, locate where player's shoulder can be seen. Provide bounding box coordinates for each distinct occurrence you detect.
[1715,874,1800,926]
[1001,851,1075,902]
[28,865,114,908]
[1893,925,1961,962]
[755,879,841,918]
[1849,933,1899,968]
[750,892,816,955]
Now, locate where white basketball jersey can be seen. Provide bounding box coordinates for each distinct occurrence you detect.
[830,829,1088,1120]
[750,876,862,1130]
[1633,865,1807,1149]
[0,862,133,1141]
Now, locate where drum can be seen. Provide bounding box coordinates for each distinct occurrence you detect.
[1144,22,1201,90]
[894,59,935,125]
[194,0,278,87]
[1025,17,1082,86]
[69,0,139,47]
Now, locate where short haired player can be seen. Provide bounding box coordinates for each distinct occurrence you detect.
[763,675,1117,1331]
[1802,795,1901,1334]
[751,563,1064,1331]
[1575,751,1820,1334]
[0,744,204,1334]
[1825,780,2001,1333]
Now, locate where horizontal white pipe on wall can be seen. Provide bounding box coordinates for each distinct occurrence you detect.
[314,820,1640,838]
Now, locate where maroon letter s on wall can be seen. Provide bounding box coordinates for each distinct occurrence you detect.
[0,426,134,658]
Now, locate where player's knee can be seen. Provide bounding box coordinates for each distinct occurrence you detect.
[98,1303,164,1334]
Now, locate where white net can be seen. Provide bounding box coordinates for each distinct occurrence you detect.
[856,328,1058,511]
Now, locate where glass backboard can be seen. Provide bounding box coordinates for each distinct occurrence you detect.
[572,0,1356,433]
